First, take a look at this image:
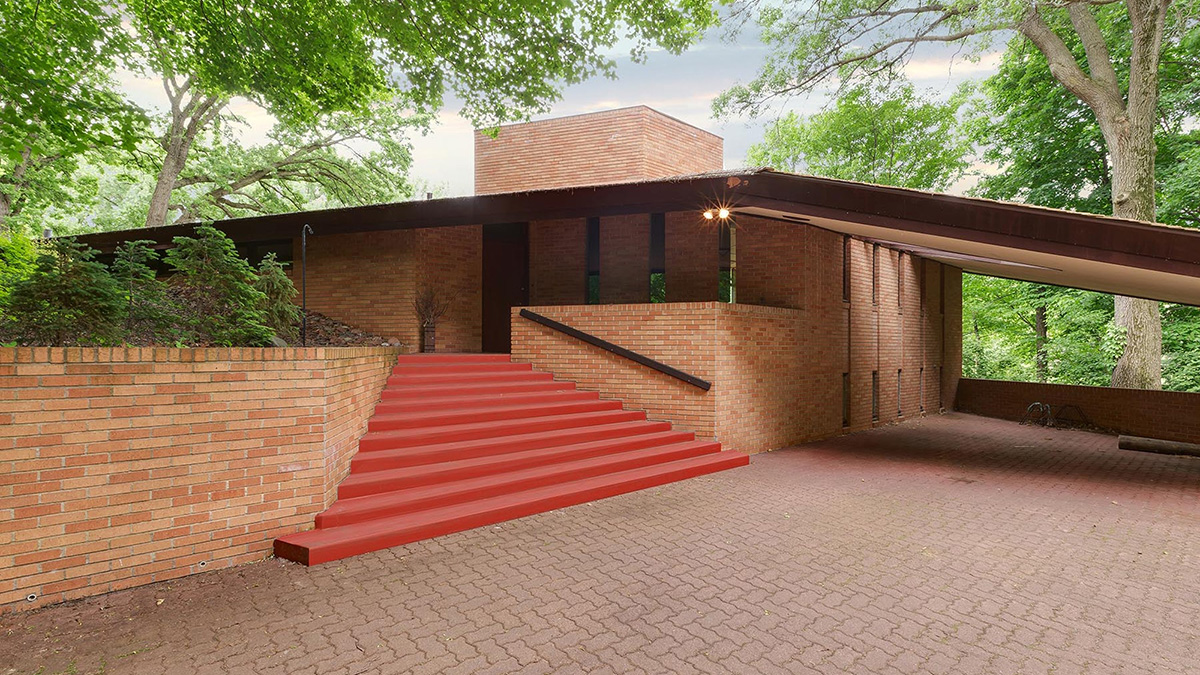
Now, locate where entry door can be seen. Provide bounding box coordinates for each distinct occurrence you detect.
[481,222,529,353]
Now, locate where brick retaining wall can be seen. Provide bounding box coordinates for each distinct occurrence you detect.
[0,346,398,613]
[955,378,1200,444]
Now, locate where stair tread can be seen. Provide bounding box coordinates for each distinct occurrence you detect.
[382,380,575,398]
[345,432,703,488]
[370,399,622,423]
[277,451,748,562]
[329,439,719,517]
[361,409,645,445]
[352,419,677,469]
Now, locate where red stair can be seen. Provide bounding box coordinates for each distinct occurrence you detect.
[274,353,748,565]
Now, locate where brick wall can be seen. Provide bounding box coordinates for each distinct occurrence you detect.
[955,379,1200,444]
[297,225,482,353]
[599,214,651,304]
[512,227,962,454]
[735,215,807,309]
[0,346,398,613]
[475,106,723,195]
[665,211,719,302]
[511,304,717,438]
[529,218,587,305]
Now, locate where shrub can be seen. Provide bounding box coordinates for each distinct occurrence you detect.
[164,225,272,347]
[111,239,175,344]
[254,252,300,342]
[2,238,124,345]
[0,231,36,308]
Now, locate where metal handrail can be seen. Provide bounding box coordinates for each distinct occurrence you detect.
[518,309,712,391]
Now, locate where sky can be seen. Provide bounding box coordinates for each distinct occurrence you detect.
[407,33,1003,197]
[117,25,1005,199]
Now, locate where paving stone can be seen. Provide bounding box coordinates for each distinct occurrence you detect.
[3,413,1200,674]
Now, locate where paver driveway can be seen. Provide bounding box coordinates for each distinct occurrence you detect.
[3,412,1200,674]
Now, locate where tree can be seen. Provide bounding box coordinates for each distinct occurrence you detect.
[717,0,1200,389]
[163,225,272,347]
[167,106,423,223]
[1,239,124,345]
[121,0,717,227]
[747,82,970,191]
[111,240,174,344]
[0,0,146,233]
[254,253,301,343]
[964,13,1200,392]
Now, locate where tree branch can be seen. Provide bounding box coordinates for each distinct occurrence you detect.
[1017,9,1123,116]
[1067,3,1121,96]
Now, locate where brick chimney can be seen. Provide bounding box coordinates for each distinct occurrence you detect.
[473,106,723,195]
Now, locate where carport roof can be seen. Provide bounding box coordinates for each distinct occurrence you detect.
[75,168,1200,305]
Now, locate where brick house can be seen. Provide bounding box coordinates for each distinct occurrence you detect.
[83,105,1200,454]
[72,105,1200,566]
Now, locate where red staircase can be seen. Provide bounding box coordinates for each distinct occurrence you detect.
[274,353,748,565]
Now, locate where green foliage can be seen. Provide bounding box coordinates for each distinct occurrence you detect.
[962,274,1118,387]
[0,231,35,306]
[968,9,1200,224]
[128,0,716,128]
[111,240,175,343]
[0,0,145,162]
[747,83,970,191]
[254,253,300,343]
[164,225,272,347]
[1,239,123,345]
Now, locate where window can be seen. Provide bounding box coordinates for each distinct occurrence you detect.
[871,371,880,421]
[650,213,666,303]
[871,243,879,305]
[586,217,600,304]
[237,239,294,267]
[842,235,851,302]
[719,223,736,303]
[897,369,903,416]
[842,373,851,428]
[919,367,925,412]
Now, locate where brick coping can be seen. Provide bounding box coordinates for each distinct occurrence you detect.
[0,346,404,364]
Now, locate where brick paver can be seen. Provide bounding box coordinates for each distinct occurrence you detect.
[4,413,1200,674]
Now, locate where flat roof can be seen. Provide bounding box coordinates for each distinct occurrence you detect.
[74,169,1200,305]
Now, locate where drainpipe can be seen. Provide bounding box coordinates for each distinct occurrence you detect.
[301,224,312,346]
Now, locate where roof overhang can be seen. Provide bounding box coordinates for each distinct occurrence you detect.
[74,169,1200,305]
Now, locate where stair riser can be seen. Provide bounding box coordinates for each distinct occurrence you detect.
[328,442,721,519]
[367,400,624,433]
[352,422,677,470]
[338,437,710,499]
[278,454,749,566]
[391,363,532,376]
[358,411,647,451]
[381,381,575,400]
[374,390,600,415]
[387,372,552,387]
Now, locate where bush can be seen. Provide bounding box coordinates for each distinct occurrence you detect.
[111,239,175,344]
[164,225,273,347]
[0,231,36,308]
[2,238,124,345]
[254,252,300,343]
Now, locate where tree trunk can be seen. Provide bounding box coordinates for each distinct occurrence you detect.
[1019,2,1165,390]
[0,191,11,234]
[1035,304,1048,383]
[145,135,189,229]
[1104,75,1162,389]
[144,76,225,229]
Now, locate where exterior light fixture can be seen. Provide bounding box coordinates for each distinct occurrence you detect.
[703,210,715,220]
[718,208,730,219]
